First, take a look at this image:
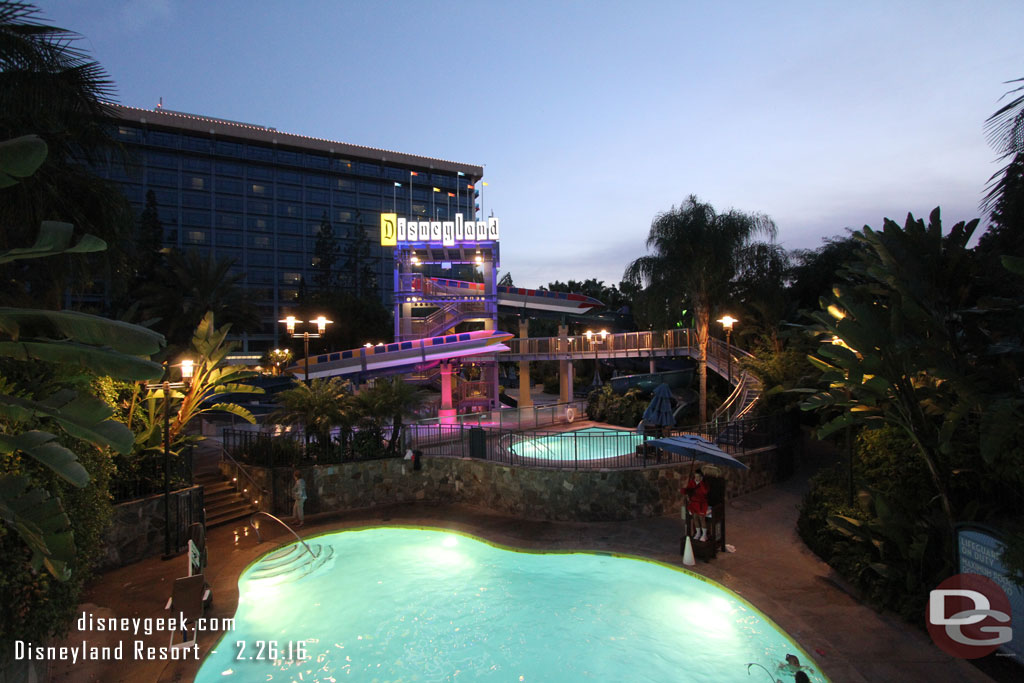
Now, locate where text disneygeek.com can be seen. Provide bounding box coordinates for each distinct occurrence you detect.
[11,611,236,663]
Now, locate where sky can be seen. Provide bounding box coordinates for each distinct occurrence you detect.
[35,0,1024,289]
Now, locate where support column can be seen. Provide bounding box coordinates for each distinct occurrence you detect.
[439,362,456,424]
[558,323,573,404]
[518,319,533,409]
[649,358,657,374]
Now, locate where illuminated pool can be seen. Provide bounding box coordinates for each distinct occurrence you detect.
[509,426,642,463]
[197,527,826,682]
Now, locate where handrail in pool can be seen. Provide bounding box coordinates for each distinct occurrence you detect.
[249,511,319,561]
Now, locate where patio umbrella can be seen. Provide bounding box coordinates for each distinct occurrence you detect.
[643,434,749,470]
[640,383,676,434]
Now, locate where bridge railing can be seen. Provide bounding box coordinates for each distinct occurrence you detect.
[508,329,697,357]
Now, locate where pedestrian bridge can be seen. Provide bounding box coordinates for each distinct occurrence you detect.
[503,328,761,421]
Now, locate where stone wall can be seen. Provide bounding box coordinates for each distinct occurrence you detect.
[100,486,203,570]
[220,447,781,523]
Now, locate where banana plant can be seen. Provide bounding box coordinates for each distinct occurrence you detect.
[1,134,165,578]
[130,312,263,457]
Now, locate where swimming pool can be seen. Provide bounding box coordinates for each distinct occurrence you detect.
[197,527,825,682]
[509,426,643,463]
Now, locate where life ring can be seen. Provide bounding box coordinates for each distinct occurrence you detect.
[566,407,576,422]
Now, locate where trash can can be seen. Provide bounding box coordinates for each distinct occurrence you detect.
[469,428,486,459]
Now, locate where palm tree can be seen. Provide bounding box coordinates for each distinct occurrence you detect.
[139,248,260,349]
[373,377,428,457]
[983,77,1024,217]
[0,2,133,307]
[267,378,353,460]
[624,195,776,422]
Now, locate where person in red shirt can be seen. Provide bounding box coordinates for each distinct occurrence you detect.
[682,468,710,541]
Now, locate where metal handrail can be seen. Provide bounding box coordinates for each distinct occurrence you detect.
[249,511,318,560]
[218,441,269,497]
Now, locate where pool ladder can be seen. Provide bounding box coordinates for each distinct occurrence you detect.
[247,512,335,584]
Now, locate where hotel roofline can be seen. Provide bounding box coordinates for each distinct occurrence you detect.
[105,102,484,180]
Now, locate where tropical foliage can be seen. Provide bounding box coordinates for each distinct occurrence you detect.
[266,377,355,463]
[623,195,777,422]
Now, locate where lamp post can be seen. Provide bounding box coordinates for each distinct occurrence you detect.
[147,358,193,559]
[280,316,332,385]
[717,315,738,384]
[585,329,608,387]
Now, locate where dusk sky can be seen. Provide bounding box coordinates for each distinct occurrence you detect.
[38,0,1024,289]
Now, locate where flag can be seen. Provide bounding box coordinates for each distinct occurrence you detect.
[447,192,455,197]
[432,187,440,192]
[482,181,489,186]
[410,171,419,176]
[467,184,474,189]
[394,182,402,187]
[457,171,465,177]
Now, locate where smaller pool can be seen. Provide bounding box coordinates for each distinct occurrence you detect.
[510,427,643,463]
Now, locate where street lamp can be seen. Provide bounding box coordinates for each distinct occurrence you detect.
[717,315,738,384]
[146,358,193,559]
[280,316,332,385]
[585,329,608,387]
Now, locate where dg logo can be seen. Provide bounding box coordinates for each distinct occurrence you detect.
[927,573,1013,659]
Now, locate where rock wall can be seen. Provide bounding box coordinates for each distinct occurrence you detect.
[100,486,204,570]
[221,447,781,523]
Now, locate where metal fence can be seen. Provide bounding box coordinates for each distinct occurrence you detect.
[408,412,800,471]
[411,400,588,431]
[110,445,194,504]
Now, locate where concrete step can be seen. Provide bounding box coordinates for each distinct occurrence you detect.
[207,502,257,528]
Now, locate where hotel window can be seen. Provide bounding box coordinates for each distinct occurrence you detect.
[249,183,268,196]
[248,200,272,215]
[184,230,208,245]
[249,235,272,249]
[334,209,354,223]
[335,159,353,172]
[188,175,207,190]
[357,181,380,194]
[147,151,177,168]
[278,220,302,234]
[217,178,242,194]
[183,211,210,226]
[305,173,329,188]
[334,191,356,206]
[248,269,274,284]
[217,232,242,247]
[151,188,177,206]
[281,272,302,285]
[279,254,303,268]
[249,252,273,267]
[219,213,242,229]
[248,216,272,231]
[147,170,177,187]
[249,165,273,181]
[383,167,405,182]
[277,203,300,218]
[116,126,142,142]
[148,131,178,148]
[182,136,210,153]
[246,146,273,162]
[278,186,301,201]
[305,188,329,204]
[279,237,302,251]
[280,289,300,301]
[333,178,353,190]
[277,150,301,166]
[216,196,242,212]
[182,192,207,208]
[304,154,329,169]
[215,141,242,157]
[216,161,242,176]
[356,162,380,176]
[215,248,241,262]
[411,203,427,216]
[358,195,381,210]
[278,170,302,184]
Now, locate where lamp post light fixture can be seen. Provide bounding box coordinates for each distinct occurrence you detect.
[280,316,332,385]
[146,358,194,559]
[717,315,738,384]
[585,329,609,387]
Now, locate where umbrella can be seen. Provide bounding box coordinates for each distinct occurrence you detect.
[643,434,749,470]
[640,383,675,434]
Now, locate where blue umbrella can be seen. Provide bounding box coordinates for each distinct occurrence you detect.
[644,434,749,470]
[641,383,676,431]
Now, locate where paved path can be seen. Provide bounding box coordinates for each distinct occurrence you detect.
[49,445,997,682]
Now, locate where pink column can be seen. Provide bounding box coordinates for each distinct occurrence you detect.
[439,362,456,424]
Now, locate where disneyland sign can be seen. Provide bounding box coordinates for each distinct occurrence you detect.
[380,213,499,246]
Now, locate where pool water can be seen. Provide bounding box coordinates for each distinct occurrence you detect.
[197,527,825,682]
[511,426,642,462]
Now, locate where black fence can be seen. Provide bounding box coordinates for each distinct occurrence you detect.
[223,428,398,468]
[110,445,194,504]
[408,412,800,471]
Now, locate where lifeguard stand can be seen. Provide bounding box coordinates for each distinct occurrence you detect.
[384,212,501,418]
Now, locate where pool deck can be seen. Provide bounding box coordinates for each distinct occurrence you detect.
[48,444,1003,682]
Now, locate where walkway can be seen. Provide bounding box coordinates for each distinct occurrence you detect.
[50,445,997,682]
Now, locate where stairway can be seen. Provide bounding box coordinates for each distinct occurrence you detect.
[193,450,257,528]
